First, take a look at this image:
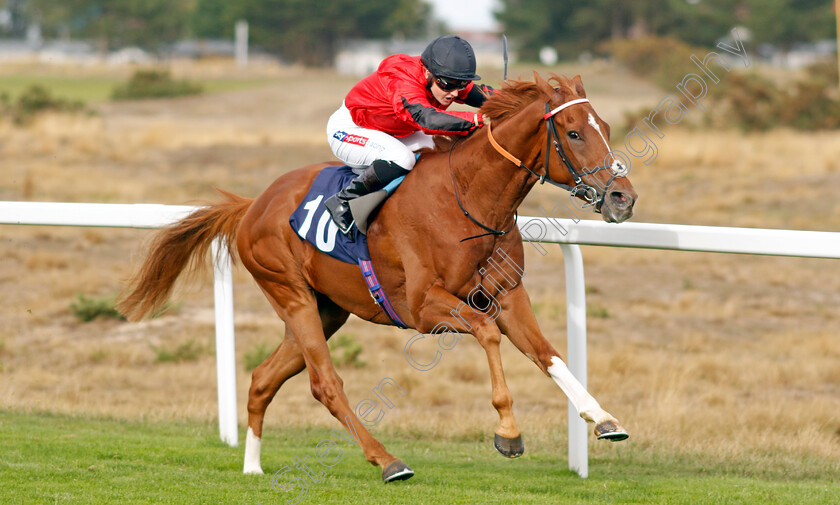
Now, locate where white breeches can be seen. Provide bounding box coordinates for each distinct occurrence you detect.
[326,103,434,170]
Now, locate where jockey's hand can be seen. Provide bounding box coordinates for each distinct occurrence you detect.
[473,113,484,129]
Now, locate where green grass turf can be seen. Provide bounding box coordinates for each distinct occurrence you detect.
[0,410,837,504]
[0,74,274,103]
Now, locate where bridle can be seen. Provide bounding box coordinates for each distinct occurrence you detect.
[486,96,625,211]
[448,94,626,242]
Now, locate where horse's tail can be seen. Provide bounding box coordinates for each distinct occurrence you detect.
[117,189,253,321]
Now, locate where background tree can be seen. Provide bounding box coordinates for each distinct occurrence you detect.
[742,0,836,49]
[495,0,570,61]
[496,0,693,60]
[190,0,242,39]
[241,0,430,66]
[1,0,29,37]
[13,0,838,64]
[496,0,836,61]
[25,0,193,53]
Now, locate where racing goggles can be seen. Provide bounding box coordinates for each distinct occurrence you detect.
[434,75,469,92]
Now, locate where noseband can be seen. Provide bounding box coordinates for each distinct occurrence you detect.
[486,97,624,211]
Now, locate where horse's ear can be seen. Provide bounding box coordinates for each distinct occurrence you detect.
[572,75,587,98]
[533,71,554,95]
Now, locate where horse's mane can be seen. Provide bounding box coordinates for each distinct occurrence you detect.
[482,74,577,122]
[430,73,578,153]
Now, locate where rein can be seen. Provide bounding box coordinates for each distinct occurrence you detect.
[486,97,620,210]
[448,137,518,242]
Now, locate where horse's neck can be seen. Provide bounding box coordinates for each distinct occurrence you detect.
[451,111,543,230]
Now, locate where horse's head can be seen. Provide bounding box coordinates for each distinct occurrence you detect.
[533,73,637,223]
[481,73,637,223]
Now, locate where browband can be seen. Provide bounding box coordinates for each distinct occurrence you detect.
[543,98,590,119]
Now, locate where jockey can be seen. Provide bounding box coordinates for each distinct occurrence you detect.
[325,35,494,237]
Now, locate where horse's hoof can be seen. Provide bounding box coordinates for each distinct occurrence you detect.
[594,420,629,442]
[493,433,525,458]
[382,459,414,483]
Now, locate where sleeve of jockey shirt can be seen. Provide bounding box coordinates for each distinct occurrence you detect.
[461,83,496,108]
[399,97,481,136]
[391,75,482,136]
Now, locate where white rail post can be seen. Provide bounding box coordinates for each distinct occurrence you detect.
[559,243,588,478]
[212,237,239,447]
[235,20,249,67]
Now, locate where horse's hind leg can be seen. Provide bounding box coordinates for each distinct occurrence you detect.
[243,333,304,474]
[254,280,412,482]
[243,294,349,474]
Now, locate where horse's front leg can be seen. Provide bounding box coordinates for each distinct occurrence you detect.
[412,285,524,458]
[496,284,629,441]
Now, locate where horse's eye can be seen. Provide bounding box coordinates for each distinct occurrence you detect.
[568,131,581,140]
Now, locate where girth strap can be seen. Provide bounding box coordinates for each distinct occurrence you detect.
[359,259,408,328]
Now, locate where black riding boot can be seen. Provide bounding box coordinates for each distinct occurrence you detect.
[324,160,408,238]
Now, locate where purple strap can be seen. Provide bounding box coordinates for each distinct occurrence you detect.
[358,259,408,328]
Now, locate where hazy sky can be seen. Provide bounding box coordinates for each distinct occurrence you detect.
[425,0,501,32]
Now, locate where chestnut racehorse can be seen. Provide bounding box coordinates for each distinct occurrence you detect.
[118,73,638,483]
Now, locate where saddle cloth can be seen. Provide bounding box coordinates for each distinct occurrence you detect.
[288,165,408,328]
[289,165,372,264]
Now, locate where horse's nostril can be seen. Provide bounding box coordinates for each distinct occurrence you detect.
[609,191,632,208]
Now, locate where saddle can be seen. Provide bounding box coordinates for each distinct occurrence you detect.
[289,165,404,262]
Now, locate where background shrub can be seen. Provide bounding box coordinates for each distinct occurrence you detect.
[612,36,840,132]
[151,339,205,363]
[329,334,365,368]
[70,295,126,322]
[779,62,840,130]
[243,341,274,371]
[112,69,203,100]
[708,62,840,131]
[609,36,699,90]
[1,85,85,125]
[707,72,787,131]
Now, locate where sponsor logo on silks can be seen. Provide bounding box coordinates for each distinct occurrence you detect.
[333,130,369,147]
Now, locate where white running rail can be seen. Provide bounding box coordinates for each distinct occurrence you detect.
[516,215,840,478]
[0,201,238,448]
[4,202,839,475]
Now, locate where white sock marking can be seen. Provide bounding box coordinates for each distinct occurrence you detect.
[547,356,609,424]
[243,426,264,474]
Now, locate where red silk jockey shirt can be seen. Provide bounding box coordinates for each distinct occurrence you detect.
[343,54,481,138]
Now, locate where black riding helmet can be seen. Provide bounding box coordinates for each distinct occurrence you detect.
[420,35,481,81]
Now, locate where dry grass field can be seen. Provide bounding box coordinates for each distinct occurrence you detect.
[1,60,838,475]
